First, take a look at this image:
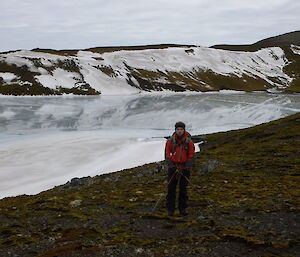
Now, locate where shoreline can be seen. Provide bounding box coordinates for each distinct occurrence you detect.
[1,89,300,98]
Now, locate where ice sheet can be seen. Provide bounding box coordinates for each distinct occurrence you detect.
[0,92,299,199]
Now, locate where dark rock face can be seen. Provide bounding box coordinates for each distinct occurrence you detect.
[60,176,92,189]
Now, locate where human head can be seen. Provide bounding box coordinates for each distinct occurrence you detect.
[175,121,185,137]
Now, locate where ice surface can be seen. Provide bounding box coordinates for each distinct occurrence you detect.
[0,92,300,198]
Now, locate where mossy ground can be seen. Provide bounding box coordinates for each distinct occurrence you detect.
[0,113,299,256]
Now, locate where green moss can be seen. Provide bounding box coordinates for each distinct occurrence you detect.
[218,226,267,246]
[95,65,119,77]
[37,242,105,257]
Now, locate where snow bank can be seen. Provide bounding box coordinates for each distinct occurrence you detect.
[36,68,82,89]
[0,45,293,95]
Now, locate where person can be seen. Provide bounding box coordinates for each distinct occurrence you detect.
[164,121,195,216]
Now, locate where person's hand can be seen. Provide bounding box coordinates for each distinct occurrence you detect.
[166,158,175,169]
[170,162,176,169]
[184,159,193,169]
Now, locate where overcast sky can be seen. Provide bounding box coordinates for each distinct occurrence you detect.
[0,0,299,52]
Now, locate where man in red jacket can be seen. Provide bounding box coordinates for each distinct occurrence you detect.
[165,121,195,216]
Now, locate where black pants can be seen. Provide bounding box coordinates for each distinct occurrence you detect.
[166,166,190,212]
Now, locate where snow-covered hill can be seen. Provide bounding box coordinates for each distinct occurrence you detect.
[0,38,299,95]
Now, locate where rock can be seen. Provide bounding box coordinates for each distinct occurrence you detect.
[103,177,113,182]
[138,169,153,176]
[61,176,92,189]
[199,159,223,174]
[104,175,121,182]
[156,163,164,173]
[135,248,144,253]
[69,199,82,207]
[137,162,166,176]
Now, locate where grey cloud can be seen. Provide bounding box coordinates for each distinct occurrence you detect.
[0,0,299,52]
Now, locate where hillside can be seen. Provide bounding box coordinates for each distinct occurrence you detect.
[211,30,300,93]
[0,31,300,95]
[0,112,299,256]
[211,31,300,51]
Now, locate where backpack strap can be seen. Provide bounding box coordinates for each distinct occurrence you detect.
[184,133,192,157]
[170,134,177,154]
[170,133,192,156]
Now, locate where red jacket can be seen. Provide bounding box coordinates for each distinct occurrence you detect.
[165,131,195,165]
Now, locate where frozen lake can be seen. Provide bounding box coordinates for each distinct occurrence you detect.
[1,91,300,198]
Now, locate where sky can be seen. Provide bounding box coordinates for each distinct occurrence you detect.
[0,0,299,52]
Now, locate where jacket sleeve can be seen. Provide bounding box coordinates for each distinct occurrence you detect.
[184,141,195,169]
[165,139,172,159]
[187,140,195,161]
[165,139,173,166]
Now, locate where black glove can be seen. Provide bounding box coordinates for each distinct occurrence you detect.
[184,159,193,169]
[165,158,175,168]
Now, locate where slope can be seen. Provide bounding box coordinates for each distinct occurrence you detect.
[211,30,300,92]
[0,112,299,256]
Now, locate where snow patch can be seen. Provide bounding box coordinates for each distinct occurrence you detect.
[291,44,300,55]
[0,72,18,82]
[35,68,82,89]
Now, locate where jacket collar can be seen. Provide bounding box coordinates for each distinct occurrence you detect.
[173,130,188,143]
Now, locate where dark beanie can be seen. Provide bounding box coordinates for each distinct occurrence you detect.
[175,121,185,130]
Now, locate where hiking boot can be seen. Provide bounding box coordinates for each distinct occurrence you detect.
[167,210,174,216]
[179,209,188,216]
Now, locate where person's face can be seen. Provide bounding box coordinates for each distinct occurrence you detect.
[175,127,184,137]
